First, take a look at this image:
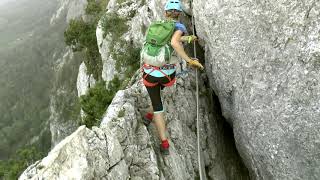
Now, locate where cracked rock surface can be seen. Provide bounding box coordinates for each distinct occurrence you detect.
[20,0,320,179]
[194,0,320,179]
[19,126,124,180]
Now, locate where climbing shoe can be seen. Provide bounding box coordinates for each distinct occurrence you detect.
[143,112,153,126]
[160,139,170,155]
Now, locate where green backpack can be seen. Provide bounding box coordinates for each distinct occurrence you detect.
[141,20,175,67]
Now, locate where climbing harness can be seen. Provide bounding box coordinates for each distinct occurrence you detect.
[190,2,207,180]
[142,64,176,87]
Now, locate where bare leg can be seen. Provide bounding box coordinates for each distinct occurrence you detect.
[153,112,167,141]
[147,104,153,114]
[145,87,167,141]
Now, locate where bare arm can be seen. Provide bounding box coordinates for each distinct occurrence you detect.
[171,30,192,63]
[171,31,204,70]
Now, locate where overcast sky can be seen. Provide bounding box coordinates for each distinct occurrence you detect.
[0,0,16,6]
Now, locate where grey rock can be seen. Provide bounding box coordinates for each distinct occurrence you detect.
[50,0,87,25]
[50,49,78,147]
[77,62,96,118]
[77,62,96,97]
[194,0,320,179]
[101,85,160,180]
[20,126,126,180]
[23,0,255,179]
[49,0,88,147]
[106,160,129,180]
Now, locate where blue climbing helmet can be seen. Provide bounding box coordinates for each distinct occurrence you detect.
[164,0,182,11]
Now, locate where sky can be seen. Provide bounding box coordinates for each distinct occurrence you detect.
[0,0,16,6]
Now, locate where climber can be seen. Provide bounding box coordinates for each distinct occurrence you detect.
[140,0,204,155]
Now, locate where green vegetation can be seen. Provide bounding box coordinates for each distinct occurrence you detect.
[85,0,103,15]
[117,0,127,4]
[53,51,83,123]
[0,0,61,161]
[0,146,45,179]
[65,1,141,128]
[101,12,140,79]
[114,44,141,77]
[64,18,102,80]
[101,13,129,44]
[63,0,111,128]
[118,109,126,118]
[79,77,121,128]
[86,0,109,16]
[64,0,111,80]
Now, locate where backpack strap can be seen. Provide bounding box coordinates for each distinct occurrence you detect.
[164,44,174,63]
[165,19,175,63]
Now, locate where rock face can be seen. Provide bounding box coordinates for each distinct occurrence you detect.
[77,62,96,118]
[49,0,88,146]
[77,62,96,97]
[19,126,125,180]
[22,0,247,179]
[97,26,116,83]
[21,0,320,179]
[98,0,191,84]
[21,72,248,180]
[50,49,79,147]
[50,0,87,24]
[193,0,320,179]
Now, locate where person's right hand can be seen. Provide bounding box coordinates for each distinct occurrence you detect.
[188,58,204,70]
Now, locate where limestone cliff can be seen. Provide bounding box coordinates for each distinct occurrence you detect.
[49,0,88,147]
[193,0,320,179]
[21,0,320,179]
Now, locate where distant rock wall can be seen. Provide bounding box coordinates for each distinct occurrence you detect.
[49,0,88,146]
[50,0,87,24]
[50,49,79,147]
